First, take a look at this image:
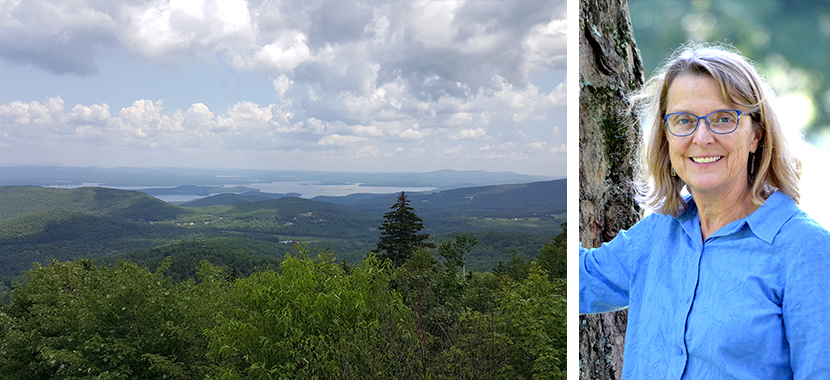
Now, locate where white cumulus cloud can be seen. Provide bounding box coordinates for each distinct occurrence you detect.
[0,0,567,176]
[451,128,486,140]
[399,127,429,140]
[318,134,368,146]
[273,74,293,97]
[0,97,64,126]
[356,145,381,158]
[69,103,111,125]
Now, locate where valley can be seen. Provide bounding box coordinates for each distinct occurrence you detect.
[0,178,566,286]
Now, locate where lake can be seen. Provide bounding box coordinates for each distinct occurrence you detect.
[47,181,437,203]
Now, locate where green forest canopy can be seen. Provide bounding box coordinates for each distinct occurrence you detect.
[0,240,567,379]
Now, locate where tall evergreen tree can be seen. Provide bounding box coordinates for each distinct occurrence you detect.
[373,192,432,266]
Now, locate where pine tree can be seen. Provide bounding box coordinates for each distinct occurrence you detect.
[373,192,432,266]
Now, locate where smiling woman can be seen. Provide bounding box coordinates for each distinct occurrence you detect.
[664,75,762,238]
[579,42,830,379]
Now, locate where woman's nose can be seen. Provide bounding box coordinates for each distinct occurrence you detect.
[691,118,715,144]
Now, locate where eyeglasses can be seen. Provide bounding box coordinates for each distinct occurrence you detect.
[664,109,749,137]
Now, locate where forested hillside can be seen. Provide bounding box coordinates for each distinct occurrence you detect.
[0,180,564,281]
[0,180,566,379]
[315,179,567,217]
[0,186,185,221]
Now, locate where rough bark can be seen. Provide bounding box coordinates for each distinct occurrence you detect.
[578,0,644,379]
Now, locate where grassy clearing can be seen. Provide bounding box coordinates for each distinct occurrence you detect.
[466,216,563,231]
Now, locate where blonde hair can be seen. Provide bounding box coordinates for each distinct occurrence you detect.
[631,42,801,216]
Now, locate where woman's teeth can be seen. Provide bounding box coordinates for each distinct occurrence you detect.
[691,156,722,164]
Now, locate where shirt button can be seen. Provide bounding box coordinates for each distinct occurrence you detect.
[676,348,684,356]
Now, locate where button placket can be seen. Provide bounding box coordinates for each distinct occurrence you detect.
[678,238,704,375]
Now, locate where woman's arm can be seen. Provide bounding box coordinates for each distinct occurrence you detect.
[782,217,830,379]
[579,215,654,314]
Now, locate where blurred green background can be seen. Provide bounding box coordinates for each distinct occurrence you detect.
[628,0,830,149]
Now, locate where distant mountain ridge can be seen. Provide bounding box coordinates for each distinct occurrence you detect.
[0,165,555,191]
[180,179,566,217]
[0,179,565,278]
[314,179,567,217]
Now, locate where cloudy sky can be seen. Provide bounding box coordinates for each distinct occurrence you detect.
[0,0,566,177]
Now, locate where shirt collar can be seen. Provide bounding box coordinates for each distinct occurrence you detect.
[677,191,798,244]
[744,191,799,243]
[677,197,701,245]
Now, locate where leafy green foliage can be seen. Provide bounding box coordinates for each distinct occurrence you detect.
[114,238,288,282]
[0,236,567,379]
[442,231,553,274]
[383,242,567,379]
[0,258,234,379]
[491,264,567,379]
[536,223,567,280]
[205,245,420,379]
[493,249,534,282]
[438,232,479,275]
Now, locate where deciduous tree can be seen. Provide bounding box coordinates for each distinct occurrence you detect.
[537,223,567,280]
[438,232,478,275]
[0,258,231,380]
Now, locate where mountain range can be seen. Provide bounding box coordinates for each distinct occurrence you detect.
[0,178,565,280]
[0,165,556,190]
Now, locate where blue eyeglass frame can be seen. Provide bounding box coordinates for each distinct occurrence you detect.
[663,109,750,137]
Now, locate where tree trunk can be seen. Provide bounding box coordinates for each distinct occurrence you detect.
[578,0,644,379]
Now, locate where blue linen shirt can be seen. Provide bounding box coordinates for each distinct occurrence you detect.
[580,191,830,379]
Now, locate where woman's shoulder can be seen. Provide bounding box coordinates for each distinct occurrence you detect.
[780,208,830,242]
[770,198,830,284]
[764,192,830,248]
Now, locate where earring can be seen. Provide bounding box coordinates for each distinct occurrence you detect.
[748,152,756,177]
[671,167,676,177]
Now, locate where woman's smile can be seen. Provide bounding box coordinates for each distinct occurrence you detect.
[689,156,722,164]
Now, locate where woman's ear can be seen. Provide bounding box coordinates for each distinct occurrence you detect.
[750,124,763,153]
